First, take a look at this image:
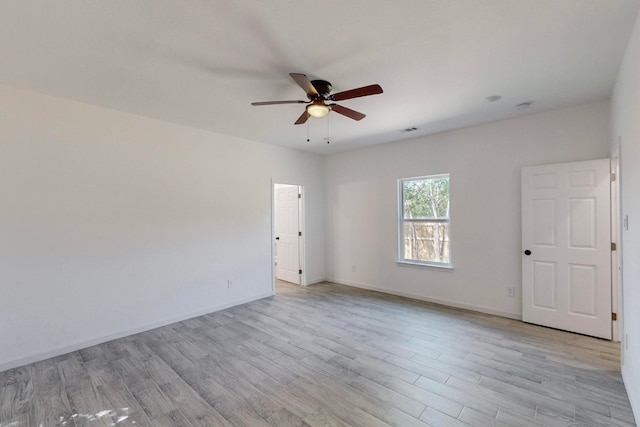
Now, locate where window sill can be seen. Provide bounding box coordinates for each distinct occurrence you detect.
[396,260,454,271]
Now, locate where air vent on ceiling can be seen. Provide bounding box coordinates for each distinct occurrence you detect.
[516,101,533,110]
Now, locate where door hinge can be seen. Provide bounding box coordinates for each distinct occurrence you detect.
[298,269,302,275]
[298,231,302,236]
[298,193,302,199]
[611,173,616,182]
[611,242,617,251]
[612,313,617,321]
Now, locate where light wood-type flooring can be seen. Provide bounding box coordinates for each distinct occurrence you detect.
[0,281,635,426]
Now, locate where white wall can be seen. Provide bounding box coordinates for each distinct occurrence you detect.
[325,101,610,318]
[611,7,640,419]
[0,85,325,371]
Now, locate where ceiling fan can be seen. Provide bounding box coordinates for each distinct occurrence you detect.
[251,73,383,125]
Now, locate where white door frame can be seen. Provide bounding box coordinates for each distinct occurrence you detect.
[611,140,622,342]
[271,180,305,293]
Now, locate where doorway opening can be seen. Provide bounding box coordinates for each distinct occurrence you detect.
[521,159,612,339]
[272,182,304,294]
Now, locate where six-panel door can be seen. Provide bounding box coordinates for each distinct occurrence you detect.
[522,159,611,339]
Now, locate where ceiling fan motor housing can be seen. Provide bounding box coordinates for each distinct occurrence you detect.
[309,80,332,98]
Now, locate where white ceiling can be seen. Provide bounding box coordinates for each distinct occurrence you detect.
[1,1,638,154]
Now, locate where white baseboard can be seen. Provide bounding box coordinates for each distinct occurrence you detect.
[306,277,327,286]
[622,368,640,425]
[0,291,274,372]
[328,277,521,320]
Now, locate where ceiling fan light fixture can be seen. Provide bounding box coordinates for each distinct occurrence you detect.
[251,73,380,125]
[306,102,330,118]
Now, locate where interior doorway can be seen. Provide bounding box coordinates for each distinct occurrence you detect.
[272,183,304,292]
[521,159,612,339]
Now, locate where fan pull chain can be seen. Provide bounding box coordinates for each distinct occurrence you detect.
[326,112,331,144]
[306,120,310,143]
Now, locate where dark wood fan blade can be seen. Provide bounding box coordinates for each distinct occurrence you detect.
[290,73,319,96]
[294,110,310,125]
[331,104,366,121]
[251,100,306,106]
[331,84,383,101]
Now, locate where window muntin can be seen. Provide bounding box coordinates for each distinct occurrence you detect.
[399,175,451,266]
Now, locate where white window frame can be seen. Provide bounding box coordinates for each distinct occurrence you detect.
[397,174,452,269]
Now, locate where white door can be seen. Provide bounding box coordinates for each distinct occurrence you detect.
[522,159,611,339]
[275,185,300,284]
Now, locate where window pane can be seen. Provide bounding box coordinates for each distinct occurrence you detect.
[403,221,450,263]
[403,177,450,219]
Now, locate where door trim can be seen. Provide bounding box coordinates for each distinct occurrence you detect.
[611,140,622,343]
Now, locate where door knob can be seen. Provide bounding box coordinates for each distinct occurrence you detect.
[275,237,280,240]
[524,249,532,255]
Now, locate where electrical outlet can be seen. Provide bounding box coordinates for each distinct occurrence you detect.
[227,280,233,289]
[505,287,515,297]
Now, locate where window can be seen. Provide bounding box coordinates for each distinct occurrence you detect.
[398,174,451,266]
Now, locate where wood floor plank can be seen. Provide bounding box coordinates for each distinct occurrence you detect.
[384,354,451,384]
[574,405,637,427]
[303,408,351,427]
[414,375,500,418]
[298,372,392,420]
[494,406,547,427]
[196,357,284,421]
[445,375,537,418]
[384,407,435,427]
[28,358,73,426]
[411,353,482,385]
[124,382,175,420]
[242,351,300,385]
[150,408,194,427]
[382,377,464,418]
[0,411,31,427]
[477,375,576,419]
[508,373,612,418]
[611,405,638,425]
[268,386,322,420]
[57,355,115,426]
[265,408,311,427]
[285,378,390,427]
[178,369,255,421]
[95,379,154,427]
[0,280,634,427]
[419,407,470,427]
[327,354,391,385]
[347,375,426,418]
[458,406,506,427]
[0,367,33,421]
[534,405,577,427]
[158,381,230,426]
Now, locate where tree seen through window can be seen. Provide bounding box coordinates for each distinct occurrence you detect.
[400,175,450,265]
